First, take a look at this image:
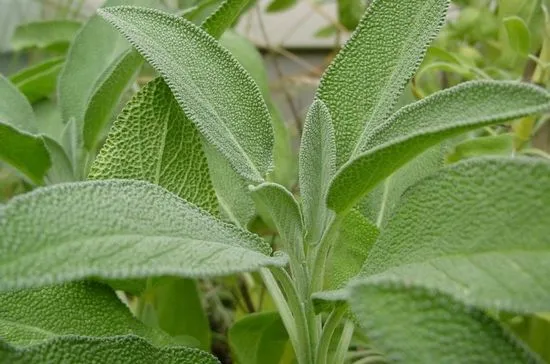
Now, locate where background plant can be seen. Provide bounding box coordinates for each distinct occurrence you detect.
[1,0,550,363]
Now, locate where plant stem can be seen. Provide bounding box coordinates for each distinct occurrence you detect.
[332,320,354,364]
[310,215,342,294]
[316,307,346,364]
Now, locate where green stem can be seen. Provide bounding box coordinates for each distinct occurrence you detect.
[316,307,346,364]
[332,320,354,364]
[310,215,342,294]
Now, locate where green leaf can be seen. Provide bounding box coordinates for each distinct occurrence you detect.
[503,16,532,56]
[0,281,169,347]
[327,81,550,213]
[299,100,336,245]
[360,145,443,227]
[0,74,36,133]
[348,280,539,363]
[0,179,287,293]
[359,157,550,313]
[98,6,273,183]
[0,123,50,185]
[314,25,338,38]
[324,210,378,290]
[446,134,514,164]
[201,0,251,39]
[9,57,65,104]
[32,100,64,141]
[88,77,217,212]
[0,335,218,364]
[42,136,75,184]
[316,0,449,166]
[83,49,143,153]
[11,20,81,51]
[228,312,290,364]
[139,278,211,350]
[336,0,365,30]
[266,0,296,13]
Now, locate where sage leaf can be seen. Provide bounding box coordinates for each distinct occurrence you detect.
[228,312,290,364]
[88,77,217,213]
[360,157,550,312]
[299,100,336,244]
[0,281,169,347]
[0,335,218,364]
[316,0,449,166]
[349,280,540,363]
[9,57,65,104]
[98,6,273,183]
[0,180,287,293]
[0,75,36,133]
[202,0,251,39]
[445,134,514,163]
[11,20,81,51]
[336,0,365,30]
[328,81,550,213]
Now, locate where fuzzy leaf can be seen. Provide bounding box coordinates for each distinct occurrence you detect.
[0,123,50,185]
[0,335,218,364]
[336,0,365,30]
[11,20,81,51]
[0,75,36,133]
[0,281,169,347]
[88,78,217,212]
[9,57,65,104]
[445,134,514,163]
[299,100,336,244]
[349,280,539,363]
[359,157,550,313]
[503,16,531,56]
[228,312,289,364]
[201,0,251,39]
[0,180,287,293]
[42,136,75,184]
[328,81,550,213]
[98,6,273,182]
[316,0,449,166]
[266,0,296,13]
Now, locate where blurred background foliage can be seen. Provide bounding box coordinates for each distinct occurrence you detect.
[1,0,549,362]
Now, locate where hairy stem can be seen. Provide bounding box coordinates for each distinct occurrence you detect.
[316,307,346,364]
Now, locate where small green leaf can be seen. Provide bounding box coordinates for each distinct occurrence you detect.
[229,312,290,364]
[11,20,81,51]
[0,123,50,185]
[317,0,449,166]
[360,157,550,313]
[336,0,365,30]
[503,16,531,56]
[314,25,338,38]
[98,6,273,183]
[348,280,539,363]
[0,281,169,347]
[266,0,296,13]
[0,75,36,133]
[299,100,336,245]
[0,180,287,293]
[9,57,65,104]
[32,100,64,141]
[446,134,514,163]
[0,335,218,364]
[83,49,143,153]
[89,77,217,212]
[327,81,550,213]
[324,210,378,290]
[202,0,251,39]
[42,136,75,184]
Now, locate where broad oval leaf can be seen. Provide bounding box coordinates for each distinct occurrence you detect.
[299,100,336,245]
[11,20,81,51]
[0,75,36,133]
[360,157,550,313]
[98,6,273,183]
[88,77,217,212]
[0,335,218,364]
[327,81,550,213]
[9,57,65,104]
[349,280,539,363]
[503,16,531,56]
[316,0,449,166]
[0,180,287,293]
[0,281,169,347]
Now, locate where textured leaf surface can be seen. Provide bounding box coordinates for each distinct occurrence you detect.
[299,100,336,244]
[11,20,81,51]
[0,180,287,293]
[316,0,449,165]
[42,136,75,184]
[0,335,218,364]
[9,57,65,103]
[359,157,550,312]
[445,134,513,164]
[0,75,36,133]
[0,123,50,185]
[328,81,550,213]
[0,281,167,347]
[201,0,251,39]
[228,312,289,364]
[324,210,378,290]
[88,77,217,212]
[99,6,273,182]
[349,280,539,363]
